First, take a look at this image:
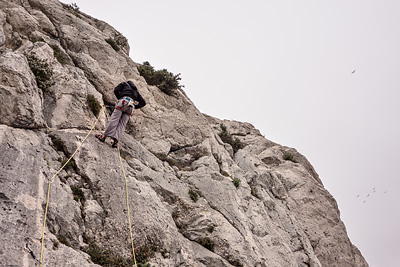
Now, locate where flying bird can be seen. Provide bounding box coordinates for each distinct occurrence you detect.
[357,195,360,197]
[351,70,356,74]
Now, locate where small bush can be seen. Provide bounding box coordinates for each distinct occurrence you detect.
[105,38,120,51]
[114,32,128,48]
[70,185,85,203]
[63,3,80,17]
[50,135,65,152]
[219,124,244,154]
[232,177,241,189]
[87,94,101,116]
[251,186,259,198]
[138,61,184,95]
[135,245,157,265]
[51,45,67,65]
[64,3,79,11]
[25,52,54,92]
[196,237,214,252]
[283,152,298,163]
[188,188,198,202]
[83,241,135,266]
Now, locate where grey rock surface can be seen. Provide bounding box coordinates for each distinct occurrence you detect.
[0,0,368,266]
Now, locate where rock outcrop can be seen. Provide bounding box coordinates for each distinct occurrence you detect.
[0,0,368,266]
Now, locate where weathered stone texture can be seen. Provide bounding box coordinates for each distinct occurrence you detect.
[0,0,368,266]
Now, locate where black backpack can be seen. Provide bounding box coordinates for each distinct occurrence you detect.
[113,82,125,99]
[113,81,138,99]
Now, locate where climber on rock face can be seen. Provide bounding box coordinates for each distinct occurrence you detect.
[96,81,146,148]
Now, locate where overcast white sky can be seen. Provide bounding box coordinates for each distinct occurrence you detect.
[62,1,400,266]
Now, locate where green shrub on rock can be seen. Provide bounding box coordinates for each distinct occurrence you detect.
[25,52,54,92]
[87,94,101,116]
[232,177,241,189]
[138,61,183,95]
[218,124,244,153]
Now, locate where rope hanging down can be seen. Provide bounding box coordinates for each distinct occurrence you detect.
[103,101,137,267]
[39,106,104,267]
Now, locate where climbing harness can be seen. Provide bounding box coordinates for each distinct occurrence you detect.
[103,100,137,266]
[116,97,136,116]
[39,106,104,266]
[123,96,136,108]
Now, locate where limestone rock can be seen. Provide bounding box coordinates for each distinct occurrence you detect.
[0,1,368,267]
[0,49,46,128]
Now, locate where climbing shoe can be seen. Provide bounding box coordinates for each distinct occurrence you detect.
[95,134,105,142]
[112,138,118,148]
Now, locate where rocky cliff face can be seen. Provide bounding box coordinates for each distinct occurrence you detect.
[0,1,368,266]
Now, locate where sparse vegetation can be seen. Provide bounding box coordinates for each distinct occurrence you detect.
[59,157,77,171]
[105,38,120,51]
[87,94,101,116]
[70,185,85,203]
[51,45,67,65]
[218,124,244,154]
[114,32,128,48]
[83,241,135,266]
[135,245,157,266]
[188,188,198,202]
[196,237,214,252]
[138,61,184,95]
[283,152,298,163]
[51,135,66,152]
[25,52,54,92]
[232,177,241,189]
[251,186,259,198]
[67,3,79,11]
[63,3,81,17]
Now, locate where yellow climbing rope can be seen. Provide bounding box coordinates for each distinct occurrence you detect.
[39,102,137,267]
[117,145,137,267]
[39,107,104,266]
[103,101,137,267]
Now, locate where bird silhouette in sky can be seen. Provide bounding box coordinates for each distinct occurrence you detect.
[351,70,356,74]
